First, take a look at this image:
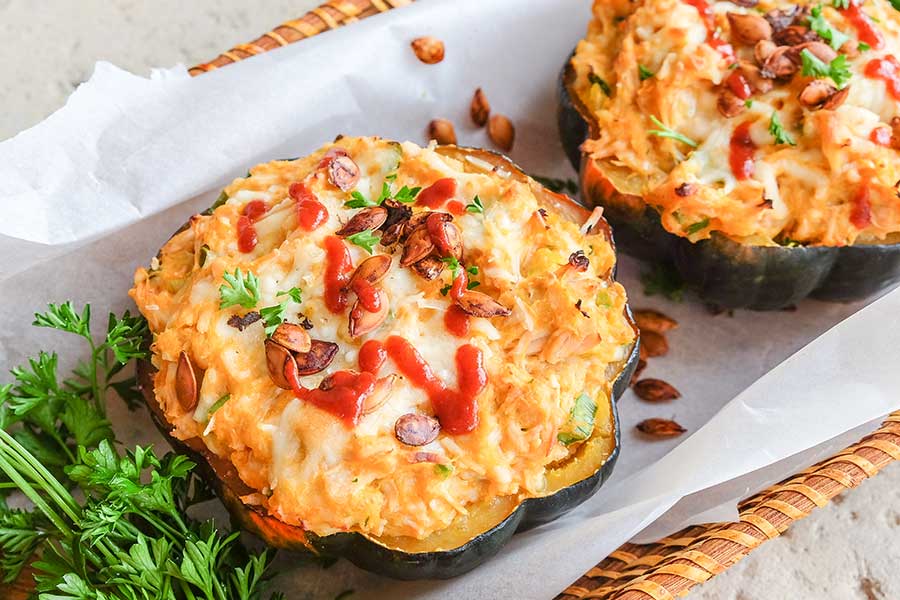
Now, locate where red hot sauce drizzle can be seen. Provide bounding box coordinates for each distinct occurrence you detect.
[729,121,757,181]
[683,0,735,59]
[865,56,900,101]
[358,340,387,375]
[444,305,470,338]
[416,178,458,210]
[385,335,485,435]
[841,2,885,51]
[236,200,267,253]
[285,358,376,427]
[289,182,329,232]
[323,236,353,314]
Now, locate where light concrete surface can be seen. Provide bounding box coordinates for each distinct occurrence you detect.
[2,2,898,598]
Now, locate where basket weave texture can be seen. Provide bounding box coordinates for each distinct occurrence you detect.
[6,2,892,599]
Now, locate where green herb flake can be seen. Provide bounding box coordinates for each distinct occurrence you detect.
[557,393,597,446]
[800,50,852,88]
[219,268,260,309]
[260,302,288,336]
[393,185,422,204]
[207,394,231,418]
[588,72,612,97]
[638,65,655,81]
[434,464,453,478]
[277,287,303,304]
[595,290,612,308]
[347,230,381,254]
[808,4,851,50]
[466,195,485,214]
[769,111,797,147]
[648,115,699,148]
[345,191,379,209]
[685,218,711,235]
[858,41,872,51]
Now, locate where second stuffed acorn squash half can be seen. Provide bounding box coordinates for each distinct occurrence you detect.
[559,0,900,310]
[131,136,640,579]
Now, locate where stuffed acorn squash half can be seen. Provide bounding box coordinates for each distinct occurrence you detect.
[560,0,900,309]
[131,137,639,579]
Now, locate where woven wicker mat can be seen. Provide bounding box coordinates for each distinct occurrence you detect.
[8,2,895,599]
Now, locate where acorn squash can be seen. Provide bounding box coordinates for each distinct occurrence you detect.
[133,140,640,579]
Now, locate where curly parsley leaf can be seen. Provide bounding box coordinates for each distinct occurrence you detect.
[219,268,260,309]
[769,111,797,146]
[345,191,379,209]
[800,50,852,88]
[33,302,91,340]
[260,303,288,336]
[276,287,303,304]
[465,195,485,214]
[346,230,380,255]
[809,4,851,50]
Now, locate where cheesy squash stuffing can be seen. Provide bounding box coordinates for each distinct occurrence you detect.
[130,137,636,541]
[571,0,900,247]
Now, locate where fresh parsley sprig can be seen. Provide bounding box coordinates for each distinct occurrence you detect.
[219,269,260,309]
[769,111,797,146]
[809,4,851,50]
[800,50,852,88]
[0,302,282,598]
[344,179,421,208]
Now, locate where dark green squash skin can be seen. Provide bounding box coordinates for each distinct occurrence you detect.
[136,145,641,580]
[558,59,900,310]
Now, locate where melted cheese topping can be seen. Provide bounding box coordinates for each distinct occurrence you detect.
[130,137,635,540]
[572,0,900,246]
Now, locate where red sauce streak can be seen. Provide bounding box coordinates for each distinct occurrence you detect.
[447,200,466,216]
[841,2,885,51]
[358,340,387,375]
[323,236,353,314]
[444,305,470,338]
[385,336,485,435]
[729,121,757,181]
[288,363,376,427]
[850,187,872,229]
[683,0,734,59]
[417,178,458,209]
[289,182,329,231]
[726,71,752,100]
[353,282,383,313]
[236,200,267,253]
[870,126,892,147]
[449,270,468,301]
[865,56,900,101]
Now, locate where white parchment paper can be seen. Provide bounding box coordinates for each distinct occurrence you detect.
[1,1,898,599]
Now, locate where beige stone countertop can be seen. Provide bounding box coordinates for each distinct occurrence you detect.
[2,1,898,598]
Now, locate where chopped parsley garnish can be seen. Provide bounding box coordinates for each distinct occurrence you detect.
[219,268,260,309]
[277,287,303,304]
[800,50,852,89]
[858,41,872,51]
[466,195,485,214]
[259,302,288,336]
[346,229,380,254]
[685,218,711,235]
[769,111,797,146]
[648,116,699,148]
[434,464,453,478]
[345,191,379,209]
[833,0,850,8]
[809,4,851,50]
[345,181,420,208]
[639,65,655,81]
[588,72,612,97]
[557,393,597,446]
[207,393,231,418]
